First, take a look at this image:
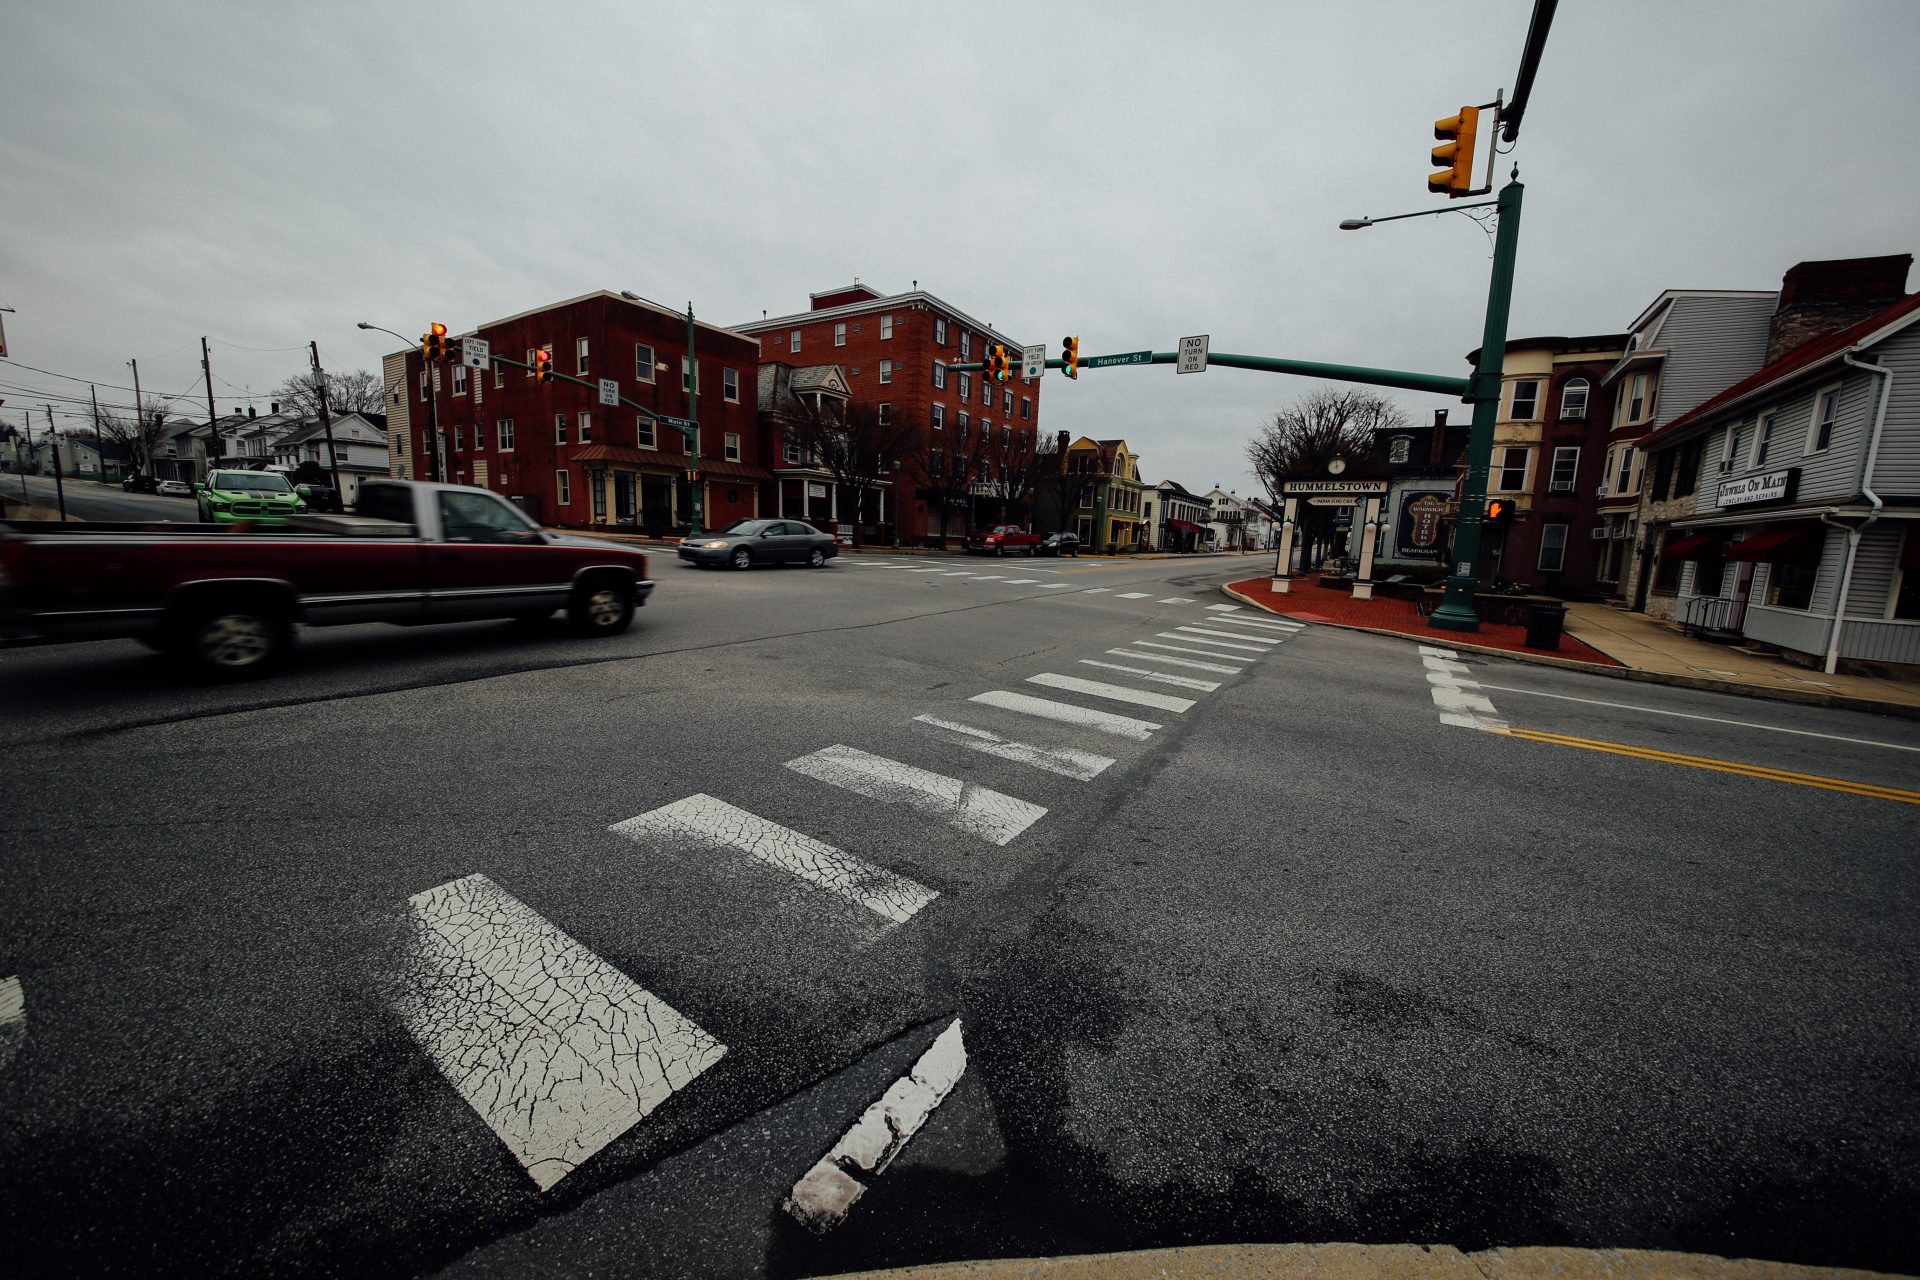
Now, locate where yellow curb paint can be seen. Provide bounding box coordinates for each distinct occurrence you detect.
[1484,726,1920,805]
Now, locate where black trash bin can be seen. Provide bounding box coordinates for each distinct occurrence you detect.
[1525,600,1567,650]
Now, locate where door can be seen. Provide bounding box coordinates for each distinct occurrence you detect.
[428,490,569,619]
[1727,560,1754,632]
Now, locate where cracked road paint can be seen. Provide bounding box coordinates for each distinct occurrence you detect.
[1218,615,1301,632]
[1206,603,1241,611]
[1421,645,1508,730]
[1115,592,1152,599]
[391,874,727,1191]
[913,715,1116,781]
[786,745,1046,846]
[969,689,1163,740]
[1173,625,1280,646]
[1079,659,1220,692]
[0,976,24,1069]
[1155,630,1270,653]
[608,794,938,926]
[785,1019,967,1233]
[1108,647,1245,675]
[1026,672,1196,714]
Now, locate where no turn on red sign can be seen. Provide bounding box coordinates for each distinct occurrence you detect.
[1177,334,1209,374]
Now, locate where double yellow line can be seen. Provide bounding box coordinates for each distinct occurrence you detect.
[1485,726,1920,805]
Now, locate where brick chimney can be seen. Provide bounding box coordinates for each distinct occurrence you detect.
[1427,408,1450,464]
[1767,254,1911,363]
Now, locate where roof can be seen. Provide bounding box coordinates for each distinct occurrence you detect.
[736,286,1029,350]
[1641,289,1920,449]
[757,362,850,415]
[274,413,388,448]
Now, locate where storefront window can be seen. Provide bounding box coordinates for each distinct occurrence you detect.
[1767,560,1818,610]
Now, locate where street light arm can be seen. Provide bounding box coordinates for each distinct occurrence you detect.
[1338,199,1498,230]
[357,322,416,347]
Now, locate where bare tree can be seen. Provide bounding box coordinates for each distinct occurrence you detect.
[1032,434,1101,535]
[271,368,386,418]
[787,399,927,546]
[1247,389,1409,571]
[94,397,175,476]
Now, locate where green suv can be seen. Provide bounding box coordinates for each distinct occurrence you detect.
[195,470,308,525]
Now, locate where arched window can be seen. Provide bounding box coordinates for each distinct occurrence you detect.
[1560,378,1590,420]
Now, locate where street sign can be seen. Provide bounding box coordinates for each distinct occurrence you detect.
[461,337,490,370]
[1281,478,1389,495]
[1178,334,1209,374]
[656,414,696,431]
[1085,350,1152,369]
[1021,344,1045,380]
[598,378,620,407]
[1307,496,1362,507]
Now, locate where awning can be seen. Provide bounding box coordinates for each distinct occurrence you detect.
[1660,531,1720,560]
[1166,519,1204,533]
[1722,526,1825,564]
[571,444,773,483]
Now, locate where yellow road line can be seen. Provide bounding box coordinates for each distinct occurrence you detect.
[1483,726,1920,804]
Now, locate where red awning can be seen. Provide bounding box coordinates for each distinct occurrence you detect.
[1660,531,1720,560]
[1166,519,1204,533]
[1722,525,1824,564]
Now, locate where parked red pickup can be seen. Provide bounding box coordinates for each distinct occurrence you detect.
[965,525,1042,556]
[0,480,654,678]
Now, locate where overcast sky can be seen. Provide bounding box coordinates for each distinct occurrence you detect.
[4,0,1916,496]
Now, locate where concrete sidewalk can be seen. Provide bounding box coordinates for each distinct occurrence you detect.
[1563,603,1920,715]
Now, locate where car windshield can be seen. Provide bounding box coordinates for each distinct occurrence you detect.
[721,519,778,536]
[216,472,292,494]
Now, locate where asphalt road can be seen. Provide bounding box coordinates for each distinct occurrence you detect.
[4,472,198,522]
[1,547,1915,1279]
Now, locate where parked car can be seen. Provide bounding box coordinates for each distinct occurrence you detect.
[678,518,838,570]
[296,483,344,513]
[122,474,158,494]
[1036,532,1081,557]
[195,469,307,525]
[155,479,192,497]
[966,525,1042,556]
[1,480,653,678]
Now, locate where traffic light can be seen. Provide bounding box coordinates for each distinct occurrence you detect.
[1429,106,1480,196]
[1061,335,1080,380]
[985,343,1002,382]
[1485,496,1515,525]
[423,322,448,362]
[533,348,553,383]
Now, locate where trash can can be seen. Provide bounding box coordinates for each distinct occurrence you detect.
[1525,600,1567,650]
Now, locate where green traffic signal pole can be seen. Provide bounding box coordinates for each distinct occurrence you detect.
[1427,177,1523,632]
[952,353,1468,399]
[684,302,704,538]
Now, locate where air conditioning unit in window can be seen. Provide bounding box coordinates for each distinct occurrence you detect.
[1589,527,1608,540]
[1549,481,1575,493]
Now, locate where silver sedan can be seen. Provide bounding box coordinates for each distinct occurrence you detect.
[677,518,840,570]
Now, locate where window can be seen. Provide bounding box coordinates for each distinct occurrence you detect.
[930,447,945,475]
[526,348,536,378]
[980,378,992,406]
[958,372,972,401]
[881,315,894,340]
[555,470,571,506]
[1021,397,1031,421]
[1559,378,1590,419]
[1001,425,1011,446]
[724,432,740,462]
[1676,440,1703,497]
[1509,379,1540,421]
[931,403,946,431]
[1496,446,1530,491]
[453,424,464,450]
[576,337,589,375]
[453,365,468,396]
[1768,560,1818,611]
[554,414,568,445]
[637,416,655,449]
[783,433,802,465]
[1751,412,1775,466]
[1549,446,1579,491]
[959,332,972,359]
[933,361,948,390]
[724,368,739,403]
[1614,445,1637,494]
[1002,389,1013,414]
[1808,385,1840,452]
[494,359,505,389]
[789,330,801,353]
[439,491,541,544]
[473,421,486,450]
[498,418,515,451]
[1893,531,1920,620]
[1652,449,1676,499]
[1389,436,1412,464]
[834,322,847,347]
[1627,373,1649,422]
[879,360,893,385]
[1721,425,1741,471]
[878,403,891,425]
[935,318,948,345]
[957,410,970,436]
[1653,533,1684,592]
[579,411,592,444]
[635,343,655,382]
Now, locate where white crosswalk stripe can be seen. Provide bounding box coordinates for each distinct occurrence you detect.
[786,745,1046,846]
[1206,604,1242,612]
[1173,625,1280,645]
[1042,583,1070,588]
[1079,659,1219,691]
[1155,631,1270,653]
[907,568,946,573]
[1026,672,1195,713]
[969,690,1162,740]
[1084,588,1112,593]
[1158,598,1192,605]
[1217,615,1301,632]
[391,874,727,1192]
[1115,592,1153,599]
[1131,639,1255,662]
[973,575,1007,581]
[1002,578,1040,585]
[1108,647,1246,674]
[608,795,938,925]
[913,715,1116,781]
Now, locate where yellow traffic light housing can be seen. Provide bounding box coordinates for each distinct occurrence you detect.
[424,322,449,362]
[533,349,553,383]
[1062,335,1079,380]
[1430,106,1480,196]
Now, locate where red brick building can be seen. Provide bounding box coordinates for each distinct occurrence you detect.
[393,291,769,533]
[735,284,1043,545]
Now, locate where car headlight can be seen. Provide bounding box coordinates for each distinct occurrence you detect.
[699,540,730,550]
[209,498,230,510]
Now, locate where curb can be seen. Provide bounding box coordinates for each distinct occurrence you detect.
[1221,583,1920,722]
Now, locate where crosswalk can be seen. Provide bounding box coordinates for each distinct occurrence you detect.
[382,594,1310,1210]
[836,557,1233,612]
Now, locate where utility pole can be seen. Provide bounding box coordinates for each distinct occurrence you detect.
[128,358,147,477]
[201,336,219,480]
[44,405,66,520]
[685,302,705,538]
[309,340,344,494]
[424,357,442,483]
[89,385,103,479]
[1427,176,1525,633]
[20,411,33,501]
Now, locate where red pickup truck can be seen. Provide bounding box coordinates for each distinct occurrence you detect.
[965,524,1042,556]
[0,480,654,678]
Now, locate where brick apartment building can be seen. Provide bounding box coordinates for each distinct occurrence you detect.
[389,291,768,533]
[735,284,1042,545]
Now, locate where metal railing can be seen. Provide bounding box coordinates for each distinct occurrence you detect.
[1678,593,1733,637]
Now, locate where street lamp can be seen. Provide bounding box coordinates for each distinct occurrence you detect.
[359,321,440,482]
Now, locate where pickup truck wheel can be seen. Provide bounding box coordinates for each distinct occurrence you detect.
[569,580,634,636]
[730,548,753,571]
[996,546,1006,557]
[807,548,826,568]
[173,601,290,679]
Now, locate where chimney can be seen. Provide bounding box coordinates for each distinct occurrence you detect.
[1428,408,1450,464]
[271,401,280,415]
[246,405,256,419]
[1767,254,1911,363]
